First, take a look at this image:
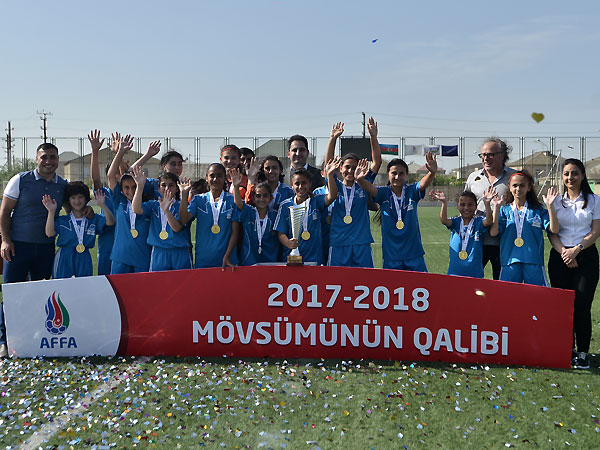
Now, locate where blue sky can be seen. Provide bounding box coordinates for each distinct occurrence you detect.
[1,0,599,149]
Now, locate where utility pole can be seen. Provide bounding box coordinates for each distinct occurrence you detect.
[362,112,366,138]
[37,110,52,142]
[6,121,14,170]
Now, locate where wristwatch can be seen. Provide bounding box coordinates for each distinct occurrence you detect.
[577,244,584,251]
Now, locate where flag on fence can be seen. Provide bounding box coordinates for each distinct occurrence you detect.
[380,144,398,155]
[425,145,440,155]
[441,145,458,156]
[404,144,423,155]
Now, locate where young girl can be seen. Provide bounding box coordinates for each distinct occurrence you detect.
[179,163,240,269]
[42,181,115,278]
[245,156,294,211]
[131,167,192,272]
[490,171,559,285]
[324,119,382,267]
[130,142,185,199]
[274,158,341,265]
[107,134,153,274]
[355,154,437,271]
[430,189,495,278]
[230,168,282,265]
[548,159,600,369]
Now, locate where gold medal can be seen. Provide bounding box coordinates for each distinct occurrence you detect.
[458,250,468,260]
[76,243,85,253]
[211,224,221,234]
[326,216,331,224]
[130,229,138,238]
[343,215,352,224]
[514,237,524,247]
[396,220,404,230]
[301,231,311,240]
[159,230,169,240]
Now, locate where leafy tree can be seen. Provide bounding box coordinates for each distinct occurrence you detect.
[0,159,36,181]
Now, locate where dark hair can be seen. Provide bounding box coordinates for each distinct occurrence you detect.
[505,170,542,208]
[37,142,58,154]
[387,158,409,173]
[160,150,184,167]
[287,135,309,150]
[220,144,241,157]
[119,173,134,188]
[341,153,360,164]
[190,179,209,196]
[258,155,285,183]
[157,172,180,200]
[240,147,255,158]
[562,158,593,209]
[291,168,312,183]
[457,190,478,204]
[207,162,227,177]
[483,137,511,163]
[64,181,90,205]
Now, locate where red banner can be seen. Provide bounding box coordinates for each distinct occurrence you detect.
[104,266,574,368]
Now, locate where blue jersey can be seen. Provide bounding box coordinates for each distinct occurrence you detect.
[374,183,425,262]
[447,216,487,278]
[270,183,294,211]
[188,191,240,268]
[95,186,115,255]
[144,178,160,199]
[238,204,281,265]
[110,184,152,269]
[497,204,550,266]
[142,200,190,249]
[54,214,106,249]
[329,172,376,247]
[274,195,328,264]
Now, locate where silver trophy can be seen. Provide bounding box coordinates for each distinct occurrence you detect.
[287,202,308,265]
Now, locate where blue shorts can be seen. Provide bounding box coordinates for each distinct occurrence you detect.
[328,244,374,268]
[383,256,428,272]
[97,252,112,276]
[150,247,192,272]
[111,261,148,275]
[500,262,548,287]
[53,247,93,279]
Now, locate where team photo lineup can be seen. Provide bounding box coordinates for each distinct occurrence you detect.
[0,119,599,368]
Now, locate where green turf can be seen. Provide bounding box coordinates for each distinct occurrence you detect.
[1,206,599,449]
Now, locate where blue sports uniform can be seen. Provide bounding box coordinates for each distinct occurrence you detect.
[446,216,487,278]
[53,214,106,279]
[374,182,427,272]
[313,184,333,264]
[110,184,152,274]
[95,186,115,275]
[144,178,160,199]
[188,191,240,268]
[238,204,281,265]
[142,199,192,272]
[328,172,376,268]
[270,183,294,211]
[497,204,550,286]
[275,195,328,265]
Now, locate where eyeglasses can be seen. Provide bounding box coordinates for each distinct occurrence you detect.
[478,152,502,159]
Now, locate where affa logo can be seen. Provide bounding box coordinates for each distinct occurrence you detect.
[40,292,77,349]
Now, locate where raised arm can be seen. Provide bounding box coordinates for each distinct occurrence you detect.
[325,122,344,164]
[159,189,183,232]
[489,195,504,237]
[94,190,115,226]
[228,168,244,211]
[430,190,452,227]
[418,151,438,191]
[367,116,382,174]
[323,157,342,206]
[130,140,162,172]
[481,186,497,228]
[41,194,58,238]
[178,178,194,224]
[543,186,559,234]
[88,129,105,190]
[354,158,378,198]
[107,134,134,191]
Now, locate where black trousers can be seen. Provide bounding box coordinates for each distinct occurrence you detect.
[482,245,501,280]
[548,245,599,353]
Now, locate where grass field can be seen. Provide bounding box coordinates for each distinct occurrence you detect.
[1,206,599,449]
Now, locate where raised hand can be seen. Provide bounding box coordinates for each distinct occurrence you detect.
[88,129,105,153]
[146,140,161,157]
[110,132,122,154]
[42,194,57,212]
[429,189,446,202]
[543,186,558,207]
[367,117,377,137]
[131,165,146,185]
[94,189,106,206]
[159,189,174,212]
[246,157,261,183]
[330,122,344,139]
[492,193,506,209]
[425,151,438,174]
[120,134,134,153]
[228,168,242,187]
[354,158,370,180]
[482,186,498,204]
[178,177,192,193]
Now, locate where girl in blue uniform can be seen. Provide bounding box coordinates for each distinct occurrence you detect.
[324,120,382,267]
[274,159,340,265]
[430,189,495,278]
[355,154,437,271]
[179,163,240,269]
[490,171,559,286]
[42,181,115,278]
[131,167,192,272]
[245,156,294,211]
[107,134,153,274]
[230,169,281,265]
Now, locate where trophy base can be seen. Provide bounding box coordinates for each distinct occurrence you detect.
[286,254,303,266]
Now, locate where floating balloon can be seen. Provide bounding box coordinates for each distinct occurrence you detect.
[531,112,544,123]
[372,39,378,43]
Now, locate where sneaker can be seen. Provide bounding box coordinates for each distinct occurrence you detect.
[571,349,577,366]
[0,344,7,358]
[573,352,590,369]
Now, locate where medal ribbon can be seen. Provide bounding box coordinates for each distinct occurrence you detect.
[255,208,269,250]
[159,203,174,234]
[511,201,528,240]
[459,218,475,254]
[210,191,224,228]
[342,182,356,218]
[127,200,136,232]
[70,212,87,247]
[392,186,405,223]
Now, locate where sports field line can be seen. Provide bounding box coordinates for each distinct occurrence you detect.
[20,356,150,450]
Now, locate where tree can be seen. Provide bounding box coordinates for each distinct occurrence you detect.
[0,159,36,181]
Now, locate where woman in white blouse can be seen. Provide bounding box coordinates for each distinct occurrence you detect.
[548,159,600,369]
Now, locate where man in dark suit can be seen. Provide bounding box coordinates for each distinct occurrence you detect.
[287,135,325,190]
